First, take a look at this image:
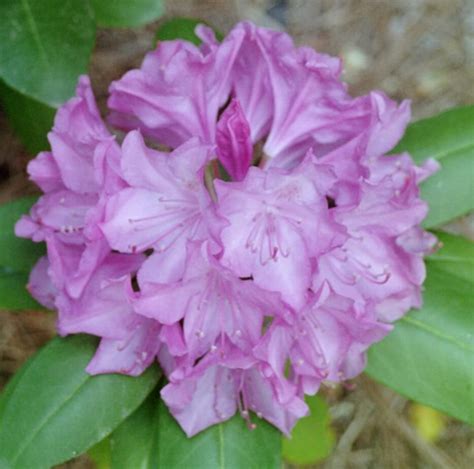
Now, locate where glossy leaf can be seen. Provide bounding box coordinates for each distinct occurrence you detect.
[393,105,474,228]
[156,17,223,45]
[282,395,335,465]
[111,395,281,468]
[0,81,54,154]
[157,402,281,468]
[366,252,474,424]
[0,0,95,107]
[0,335,160,469]
[91,0,164,28]
[110,391,160,469]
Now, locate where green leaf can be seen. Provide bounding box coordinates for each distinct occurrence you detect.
[156,401,281,468]
[366,250,474,424]
[419,148,473,228]
[110,391,160,469]
[0,335,160,468]
[394,106,474,163]
[282,395,335,465]
[393,105,474,228]
[0,197,43,272]
[156,17,223,45]
[0,269,41,310]
[91,0,164,28]
[428,231,474,283]
[0,353,36,418]
[0,197,44,310]
[111,395,281,468]
[0,0,95,107]
[0,81,55,154]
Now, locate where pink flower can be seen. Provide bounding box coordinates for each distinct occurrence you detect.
[108,27,245,146]
[161,348,307,437]
[100,131,221,284]
[16,21,437,438]
[256,286,391,396]
[215,151,344,309]
[216,98,252,181]
[57,253,160,377]
[15,77,156,375]
[134,241,288,359]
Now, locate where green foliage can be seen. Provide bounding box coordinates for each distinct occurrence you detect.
[427,231,474,283]
[0,82,55,154]
[0,197,45,310]
[0,0,165,152]
[0,197,43,271]
[282,395,335,465]
[0,335,160,469]
[156,17,224,45]
[91,0,164,28]
[367,232,474,425]
[110,391,159,468]
[156,401,281,468]
[0,0,96,107]
[394,105,474,228]
[110,396,281,468]
[0,269,41,310]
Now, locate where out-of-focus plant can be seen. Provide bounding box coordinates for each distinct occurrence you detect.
[0,0,164,153]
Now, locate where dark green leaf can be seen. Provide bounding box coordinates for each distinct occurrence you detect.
[0,197,43,272]
[393,105,474,228]
[366,258,474,424]
[0,0,95,106]
[0,197,44,310]
[0,81,55,154]
[156,17,223,45]
[0,335,160,468]
[112,394,282,468]
[0,269,41,310]
[282,395,335,465]
[110,391,160,469]
[91,0,164,28]
[156,400,281,468]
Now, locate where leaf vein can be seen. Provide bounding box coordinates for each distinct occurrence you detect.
[20,0,50,70]
[430,142,474,161]
[401,316,474,353]
[10,375,90,464]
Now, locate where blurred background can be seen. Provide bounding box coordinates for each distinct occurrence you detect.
[0,1,473,467]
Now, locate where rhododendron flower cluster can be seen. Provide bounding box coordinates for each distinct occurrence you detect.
[16,22,437,437]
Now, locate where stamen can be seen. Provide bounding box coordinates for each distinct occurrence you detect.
[246,211,291,265]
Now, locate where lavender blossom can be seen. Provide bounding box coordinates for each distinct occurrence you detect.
[16,22,438,437]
